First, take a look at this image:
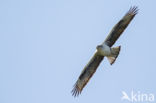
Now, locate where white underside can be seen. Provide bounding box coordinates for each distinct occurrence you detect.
[98,44,111,56]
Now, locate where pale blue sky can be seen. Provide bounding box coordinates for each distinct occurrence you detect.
[0,0,156,103]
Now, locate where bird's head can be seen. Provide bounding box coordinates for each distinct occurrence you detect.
[96,45,103,50]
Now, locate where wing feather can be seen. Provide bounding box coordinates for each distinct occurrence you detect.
[71,52,104,97]
[104,6,138,47]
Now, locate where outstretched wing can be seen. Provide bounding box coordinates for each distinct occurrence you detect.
[71,52,104,97]
[104,6,138,47]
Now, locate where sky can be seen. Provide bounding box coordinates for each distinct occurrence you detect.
[0,0,156,103]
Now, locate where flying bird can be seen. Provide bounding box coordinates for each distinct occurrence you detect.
[71,6,138,97]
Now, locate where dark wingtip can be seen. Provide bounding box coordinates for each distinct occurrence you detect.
[71,82,81,97]
[128,6,139,15]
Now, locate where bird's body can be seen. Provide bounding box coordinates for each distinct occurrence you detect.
[71,6,138,97]
[97,44,112,56]
[97,44,121,64]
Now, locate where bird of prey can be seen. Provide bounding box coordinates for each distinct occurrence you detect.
[71,6,138,97]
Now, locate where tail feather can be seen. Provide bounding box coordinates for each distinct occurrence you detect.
[107,46,121,65]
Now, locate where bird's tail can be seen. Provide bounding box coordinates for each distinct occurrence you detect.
[107,46,121,65]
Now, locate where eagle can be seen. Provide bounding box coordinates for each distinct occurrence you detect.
[71,6,138,97]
